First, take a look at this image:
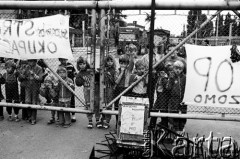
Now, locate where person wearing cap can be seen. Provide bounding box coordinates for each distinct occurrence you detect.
[166,60,187,134]
[24,59,44,125]
[0,60,20,122]
[39,75,58,125]
[54,66,74,128]
[58,58,77,123]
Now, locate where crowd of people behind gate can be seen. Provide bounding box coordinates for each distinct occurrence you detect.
[0,40,192,132]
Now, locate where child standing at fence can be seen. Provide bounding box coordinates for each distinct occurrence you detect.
[75,56,101,129]
[0,60,20,121]
[54,66,74,128]
[39,75,58,125]
[24,59,43,125]
[58,58,76,122]
[166,60,187,134]
[129,59,148,98]
[101,55,117,129]
[0,73,4,121]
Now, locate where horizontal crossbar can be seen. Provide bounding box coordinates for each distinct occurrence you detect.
[0,0,239,10]
[1,102,240,122]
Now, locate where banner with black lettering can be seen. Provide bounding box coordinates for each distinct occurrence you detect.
[183,45,240,108]
[0,14,73,60]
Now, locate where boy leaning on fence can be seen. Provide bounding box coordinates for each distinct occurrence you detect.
[54,66,74,128]
[39,75,59,125]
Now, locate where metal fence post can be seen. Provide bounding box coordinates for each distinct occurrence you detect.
[99,7,106,110]
[90,7,97,111]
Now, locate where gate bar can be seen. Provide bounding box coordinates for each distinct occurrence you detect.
[1,102,240,122]
[0,1,238,10]
[0,102,92,114]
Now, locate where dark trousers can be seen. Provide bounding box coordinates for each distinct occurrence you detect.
[70,94,75,115]
[20,86,28,119]
[6,99,20,115]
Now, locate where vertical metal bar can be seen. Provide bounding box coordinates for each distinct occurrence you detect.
[215,14,219,46]
[148,0,155,117]
[82,20,85,47]
[195,12,198,45]
[99,8,106,110]
[90,8,96,111]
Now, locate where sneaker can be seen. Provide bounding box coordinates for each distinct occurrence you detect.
[63,123,71,128]
[8,116,13,121]
[103,122,110,129]
[0,116,4,121]
[96,121,102,128]
[47,118,55,124]
[31,120,36,125]
[71,115,76,123]
[15,116,20,122]
[87,122,93,129]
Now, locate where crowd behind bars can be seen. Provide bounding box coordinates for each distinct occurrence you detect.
[0,37,211,133]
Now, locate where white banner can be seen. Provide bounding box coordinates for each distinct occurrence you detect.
[183,44,240,108]
[0,14,73,60]
[120,104,145,135]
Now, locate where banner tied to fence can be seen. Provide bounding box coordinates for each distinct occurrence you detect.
[183,44,240,108]
[0,14,73,60]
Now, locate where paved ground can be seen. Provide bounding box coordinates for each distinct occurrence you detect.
[1,49,240,159]
[0,109,117,159]
[1,108,240,159]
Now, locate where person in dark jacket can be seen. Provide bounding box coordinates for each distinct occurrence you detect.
[75,56,101,129]
[39,75,59,125]
[166,60,187,134]
[0,60,20,121]
[58,58,76,122]
[20,59,43,125]
[101,55,117,129]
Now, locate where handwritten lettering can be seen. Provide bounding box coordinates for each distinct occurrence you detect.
[194,94,240,105]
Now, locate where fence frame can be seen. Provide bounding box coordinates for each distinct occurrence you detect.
[0,1,239,10]
[0,1,240,121]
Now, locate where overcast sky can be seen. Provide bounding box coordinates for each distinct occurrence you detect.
[122,10,235,36]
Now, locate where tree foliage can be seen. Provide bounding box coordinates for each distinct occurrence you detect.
[187,10,213,38]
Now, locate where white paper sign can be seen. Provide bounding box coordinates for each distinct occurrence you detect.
[0,14,73,60]
[120,105,145,135]
[183,44,240,108]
